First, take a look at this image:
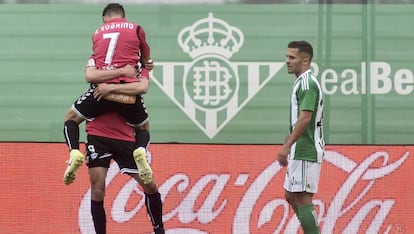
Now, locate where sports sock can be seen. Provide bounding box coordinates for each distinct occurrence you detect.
[91,200,106,234]
[63,120,79,150]
[134,128,150,149]
[296,204,320,234]
[145,192,164,232]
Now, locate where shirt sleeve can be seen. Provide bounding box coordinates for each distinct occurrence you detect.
[299,81,318,112]
[139,68,150,79]
[137,26,151,58]
[86,56,96,67]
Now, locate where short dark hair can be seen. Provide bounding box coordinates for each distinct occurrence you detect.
[288,40,313,60]
[102,3,125,18]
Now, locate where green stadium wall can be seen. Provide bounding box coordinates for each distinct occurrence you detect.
[0,4,413,144]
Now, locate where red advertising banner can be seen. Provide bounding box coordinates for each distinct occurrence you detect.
[0,143,412,233]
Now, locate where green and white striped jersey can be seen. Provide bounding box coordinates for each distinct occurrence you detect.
[289,69,325,162]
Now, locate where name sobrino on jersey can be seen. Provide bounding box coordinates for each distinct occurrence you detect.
[95,22,135,34]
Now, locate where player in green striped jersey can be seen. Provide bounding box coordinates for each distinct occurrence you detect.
[278,41,324,234]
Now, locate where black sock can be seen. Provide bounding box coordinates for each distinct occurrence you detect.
[91,200,106,234]
[63,120,79,150]
[135,129,150,149]
[145,192,164,231]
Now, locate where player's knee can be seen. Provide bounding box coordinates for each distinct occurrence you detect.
[141,182,158,194]
[284,191,295,206]
[64,109,83,124]
[90,173,106,200]
[91,187,106,201]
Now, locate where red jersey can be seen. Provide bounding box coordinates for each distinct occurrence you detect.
[139,68,150,79]
[86,112,135,142]
[91,17,150,83]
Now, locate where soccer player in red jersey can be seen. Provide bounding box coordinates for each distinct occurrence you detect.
[63,3,154,186]
[85,82,164,234]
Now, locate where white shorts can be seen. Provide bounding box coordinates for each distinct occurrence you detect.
[283,159,321,193]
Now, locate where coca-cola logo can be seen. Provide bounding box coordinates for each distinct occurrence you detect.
[78,148,410,234]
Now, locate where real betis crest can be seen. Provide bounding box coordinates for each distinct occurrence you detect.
[151,13,284,139]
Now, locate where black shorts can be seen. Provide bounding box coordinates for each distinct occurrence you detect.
[86,135,138,174]
[72,85,148,126]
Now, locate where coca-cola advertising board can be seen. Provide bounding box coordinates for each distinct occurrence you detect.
[0,143,412,233]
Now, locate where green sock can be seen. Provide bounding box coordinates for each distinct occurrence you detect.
[296,204,320,234]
